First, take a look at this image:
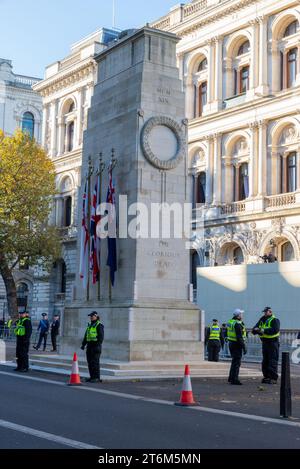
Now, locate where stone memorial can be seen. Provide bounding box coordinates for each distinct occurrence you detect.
[61,26,203,364]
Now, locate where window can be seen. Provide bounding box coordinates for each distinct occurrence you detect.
[283,20,299,38]
[64,196,72,227]
[61,261,67,294]
[236,163,249,201]
[240,66,250,93]
[287,152,297,193]
[233,246,244,265]
[195,172,206,204]
[198,58,208,72]
[68,102,75,113]
[198,81,207,117]
[281,242,295,261]
[22,112,34,138]
[17,283,29,311]
[287,48,297,88]
[237,40,250,56]
[66,121,74,152]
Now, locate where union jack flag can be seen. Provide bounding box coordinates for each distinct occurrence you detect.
[79,181,89,287]
[90,176,101,284]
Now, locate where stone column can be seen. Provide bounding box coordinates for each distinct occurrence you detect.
[211,36,223,112]
[249,20,258,94]
[205,136,214,204]
[249,122,258,197]
[41,105,48,148]
[271,41,281,92]
[212,133,222,205]
[185,77,195,119]
[224,58,233,98]
[271,149,279,195]
[50,100,58,158]
[223,158,232,203]
[258,120,267,196]
[57,118,65,156]
[257,16,269,95]
[76,88,83,147]
[207,39,214,104]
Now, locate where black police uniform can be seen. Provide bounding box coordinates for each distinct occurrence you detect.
[252,315,280,381]
[228,321,247,384]
[16,317,32,371]
[81,320,104,381]
[51,318,60,351]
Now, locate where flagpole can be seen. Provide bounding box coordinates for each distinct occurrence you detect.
[87,156,93,302]
[97,153,105,302]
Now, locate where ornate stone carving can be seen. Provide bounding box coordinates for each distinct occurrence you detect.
[141,116,186,171]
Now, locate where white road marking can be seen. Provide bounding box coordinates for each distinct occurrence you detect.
[0,419,101,449]
[1,369,300,429]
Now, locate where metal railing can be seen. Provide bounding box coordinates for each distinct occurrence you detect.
[0,327,60,351]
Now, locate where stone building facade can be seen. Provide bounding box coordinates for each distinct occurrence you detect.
[30,28,119,320]
[152,0,300,293]
[0,59,42,317]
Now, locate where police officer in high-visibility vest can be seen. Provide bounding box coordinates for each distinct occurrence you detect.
[14,311,32,372]
[252,306,280,384]
[205,319,224,362]
[81,312,104,383]
[227,309,247,385]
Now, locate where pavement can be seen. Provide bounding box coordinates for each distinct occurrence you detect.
[0,364,300,449]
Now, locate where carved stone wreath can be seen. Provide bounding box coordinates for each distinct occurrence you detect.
[141,116,186,170]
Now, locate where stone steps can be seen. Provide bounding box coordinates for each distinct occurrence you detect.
[28,354,261,379]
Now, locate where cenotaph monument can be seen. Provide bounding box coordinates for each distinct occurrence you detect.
[62,27,204,364]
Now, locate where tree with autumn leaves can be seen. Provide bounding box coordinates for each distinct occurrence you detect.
[0,130,61,319]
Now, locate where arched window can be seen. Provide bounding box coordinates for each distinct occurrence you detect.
[198,81,207,117]
[283,20,299,38]
[22,112,34,138]
[17,283,29,311]
[233,246,244,265]
[195,172,206,204]
[287,48,298,88]
[198,58,208,72]
[68,102,75,113]
[237,40,250,56]
[64,196,72,227]
[287,152,297,193]
[281,241,295,261]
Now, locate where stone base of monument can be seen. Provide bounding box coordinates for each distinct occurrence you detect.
[60,301,204,363]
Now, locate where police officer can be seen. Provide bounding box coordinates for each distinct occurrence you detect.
[51,314,60,352]
[227,309,247,385]
[14,311,32,372]
[34,313,50,351]
[205,319,224,362]
[81,312,104,383]
[252,306,280,384]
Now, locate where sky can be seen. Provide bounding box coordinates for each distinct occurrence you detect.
[0,0,185,78]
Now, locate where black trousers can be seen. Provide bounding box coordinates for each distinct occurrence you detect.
[229,342,243,383]
[86,344,101,380]
[16,339,30,370]
[36,331,48,350]
[207,340,221,362]
[51,332,58,351]
[262,340,279,380]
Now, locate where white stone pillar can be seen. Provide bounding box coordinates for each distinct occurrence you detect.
[205,136,214,204]
[249,20,258,95]
[212,134,221,205]
[249,122,258,197]
[76,88,83,147]
[224,58,233,99]
[41,105,48,148]
[185,77,195,119]
[50,100,58,158]
[211,36,223,112]
[207,40,214,104]
[271,150,279,195]
[57,118,65,156]
[257,16,269,96]
[258,120,267,196]
[271,41,281,92]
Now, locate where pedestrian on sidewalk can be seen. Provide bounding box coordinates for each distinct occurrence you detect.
[227,309,247,385]
[50,314,60,352]
[14,311,32,372]
[34,313,50,351]
[81,312,104,384]
[252,306,280,385]
[205,319,224,362]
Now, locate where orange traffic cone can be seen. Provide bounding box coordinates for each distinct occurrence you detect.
[175,365,198,406]
[68,353,82,386]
